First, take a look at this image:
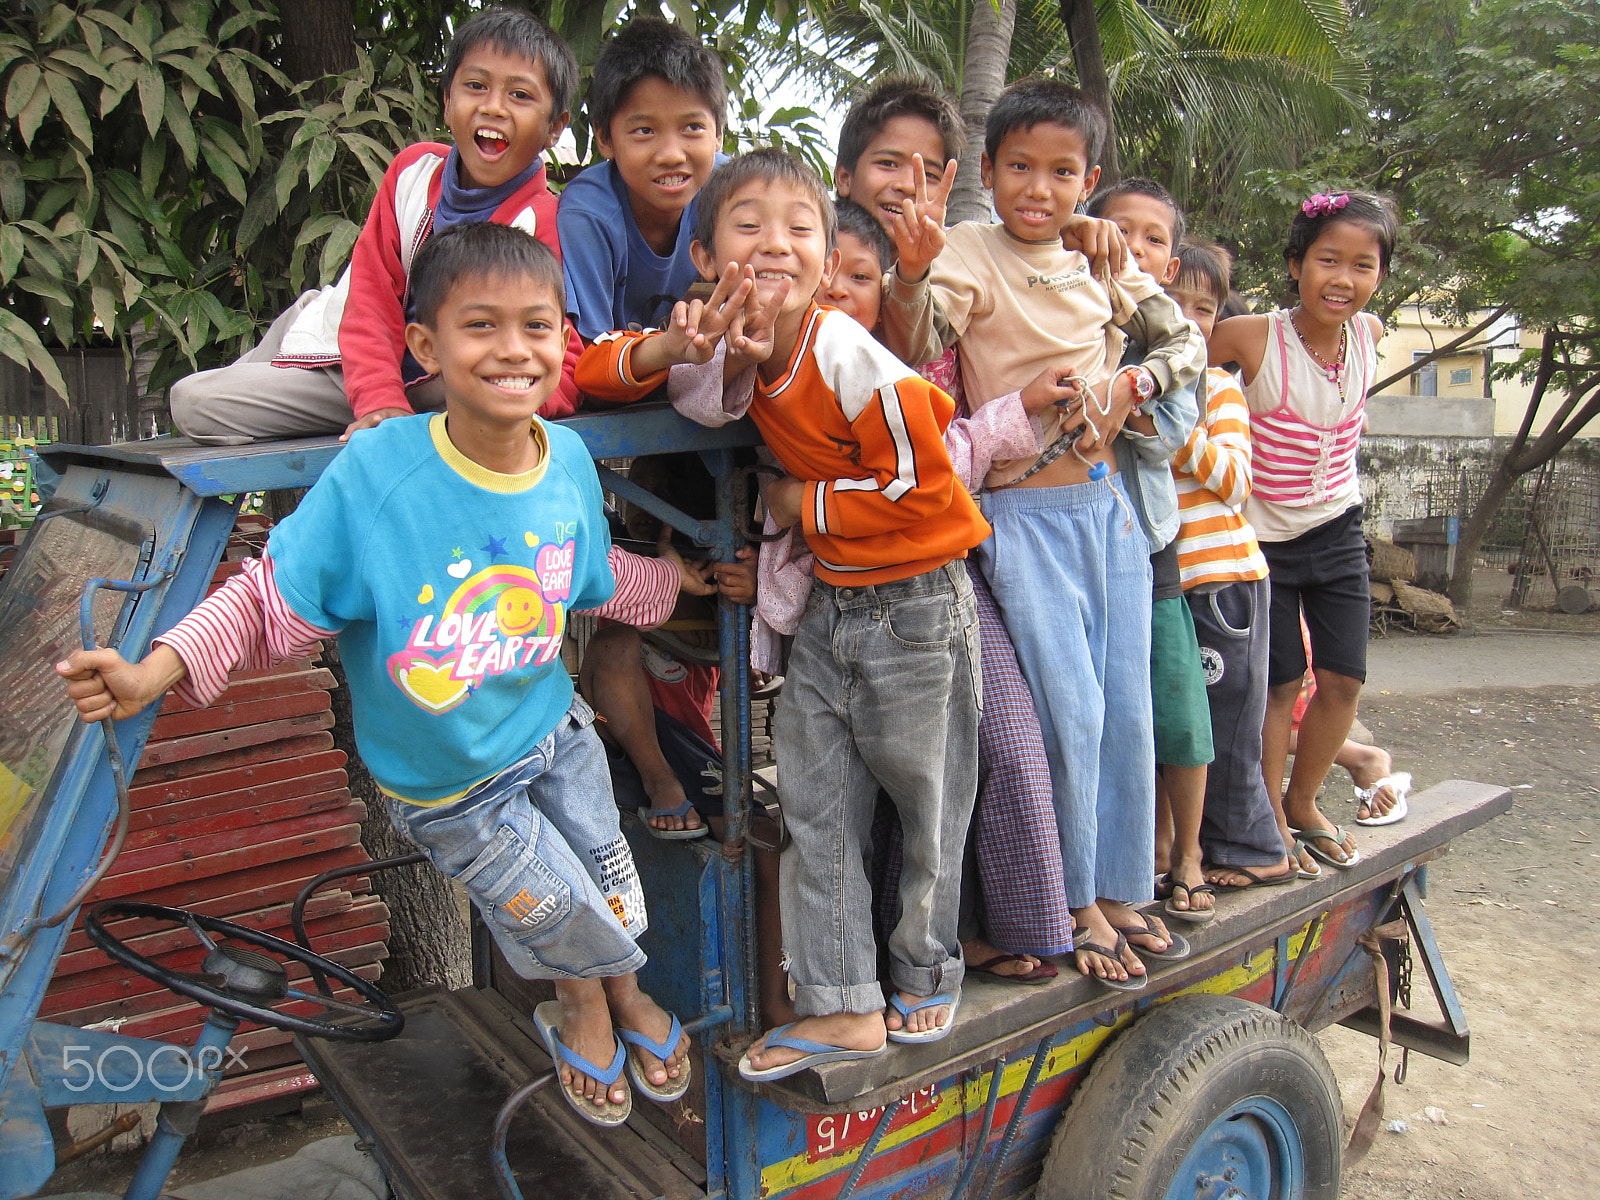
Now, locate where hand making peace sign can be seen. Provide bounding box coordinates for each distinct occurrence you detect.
[889,153,959,284]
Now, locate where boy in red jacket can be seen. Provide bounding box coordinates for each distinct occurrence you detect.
[171,8,582,444]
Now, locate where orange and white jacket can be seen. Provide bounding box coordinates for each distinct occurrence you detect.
[577,303,990,586]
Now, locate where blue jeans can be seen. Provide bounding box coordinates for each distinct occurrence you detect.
[387,697,648,980]
[976,476,1156,909]
[775,562,981,1016]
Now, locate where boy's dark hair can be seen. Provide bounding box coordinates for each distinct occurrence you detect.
[589,16,728,137]
[1221,290,1252,321]
[984,76,1107,166]
[1086,177,1186,246]
[1175,240,1232,307]
[1284,191,1399,286]
[442,7,578,121]
[834,198,893,271]
[836,75,965,178]
[694,149,837,255]
[409,222,565,327]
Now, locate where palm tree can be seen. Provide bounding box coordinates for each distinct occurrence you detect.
[795,0,1366,223]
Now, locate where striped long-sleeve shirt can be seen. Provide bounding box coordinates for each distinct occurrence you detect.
[1171,368,1269,589]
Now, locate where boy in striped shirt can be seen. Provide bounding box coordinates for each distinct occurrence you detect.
[1168,242,1294,892]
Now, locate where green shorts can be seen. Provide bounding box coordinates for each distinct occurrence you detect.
[1151,596,1214,767]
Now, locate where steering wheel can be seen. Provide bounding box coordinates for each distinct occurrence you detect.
[84,900,404,1042]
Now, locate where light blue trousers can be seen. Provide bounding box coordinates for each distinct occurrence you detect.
[975,477,1156,909]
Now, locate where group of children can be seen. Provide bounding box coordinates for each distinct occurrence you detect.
[57,7,1407,1123]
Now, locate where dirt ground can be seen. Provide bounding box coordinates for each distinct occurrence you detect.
[38,617,1600,1200]
[1317,652,1600,1197]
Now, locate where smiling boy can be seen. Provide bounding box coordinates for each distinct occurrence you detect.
[63,223,720,1131]
[881,78,1206,988]
[558,16,726,343]
[578,149,990,1075]
[171,8,582,444]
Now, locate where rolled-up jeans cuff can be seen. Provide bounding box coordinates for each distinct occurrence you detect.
[793,981,886,1017]
[890,957,964,1000]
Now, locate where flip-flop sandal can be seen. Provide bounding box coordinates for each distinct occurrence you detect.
[1164,880,1217,923]
[617,1011,691,1103]
[969,953,1059,984]
[1292,825,1362,869]
[1114,915,1191,961]
[738,1023,888,1082]
[887,991,961,1044]
[1355,772,1411,827]
[1206,863,1299,891]
[639,797,708,841]
[1071,929,1147,993]
[1291,841,1323,879]
[1154,871,1175,900]
[532,1001,632,1128]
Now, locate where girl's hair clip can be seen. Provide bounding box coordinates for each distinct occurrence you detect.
[1302,192,1351,218]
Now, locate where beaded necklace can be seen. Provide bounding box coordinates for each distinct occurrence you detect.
[1290,310,1348,401]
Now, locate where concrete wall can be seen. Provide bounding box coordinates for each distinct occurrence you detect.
[1367,394,1495,438]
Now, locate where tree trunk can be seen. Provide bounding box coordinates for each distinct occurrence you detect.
[325,649,472,992]
[1447,455,1517,611]
[1061,0,1120,185]
[949,0,1018,224]
[277,0,358,83]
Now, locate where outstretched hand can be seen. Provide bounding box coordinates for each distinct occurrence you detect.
[1020,366,1088,418]
[725,270,790,372]
[661,263,757,365]
[889,155,958,283]
[56,645,186,724]
[657,524,718,597]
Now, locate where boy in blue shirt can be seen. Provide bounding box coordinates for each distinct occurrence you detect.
[58,224,714,1129]
[558,16,726,342]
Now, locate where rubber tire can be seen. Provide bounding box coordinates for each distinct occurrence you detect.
[1036,994,1342,1200]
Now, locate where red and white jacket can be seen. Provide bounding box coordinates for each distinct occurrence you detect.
[272,142,580,421]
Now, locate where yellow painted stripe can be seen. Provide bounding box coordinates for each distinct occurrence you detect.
[759,920,1322,1196]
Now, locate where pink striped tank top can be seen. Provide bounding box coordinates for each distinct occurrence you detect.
[1243,311,1375,540]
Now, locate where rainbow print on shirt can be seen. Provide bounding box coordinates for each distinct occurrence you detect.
[387,536,575,714]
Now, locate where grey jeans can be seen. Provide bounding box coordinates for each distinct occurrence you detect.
[775,561,981,1015]
[169,290,445,445]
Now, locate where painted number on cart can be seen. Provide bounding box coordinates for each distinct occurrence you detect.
[806,1084,939,1161]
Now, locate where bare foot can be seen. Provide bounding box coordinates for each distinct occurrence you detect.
[1166,855,1214,916]
[962,937,1045,979]
[1070,904,1140,983]
[552,979,627,1108]
[640,770,704,834]
[604,976,688,1090]
[743,1012,886,1074]
[885,990,953,1036]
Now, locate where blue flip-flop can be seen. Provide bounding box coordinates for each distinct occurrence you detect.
[617,1011,692,1103]
[886,991,961,1045]
[640,797,708,840]
[738,1023,888,1082]
[532,1001,632,1127]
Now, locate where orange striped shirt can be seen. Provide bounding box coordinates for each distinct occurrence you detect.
[1171,368,1269,588]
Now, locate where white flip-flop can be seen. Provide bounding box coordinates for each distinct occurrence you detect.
[1354,772,1411,827]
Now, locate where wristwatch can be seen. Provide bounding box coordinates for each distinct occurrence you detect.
[1121,365,1157,411]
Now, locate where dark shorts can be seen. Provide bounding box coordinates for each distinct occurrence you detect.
[1151,595,1214,768]
[1261,505,1370,686]
[604,708,726,818]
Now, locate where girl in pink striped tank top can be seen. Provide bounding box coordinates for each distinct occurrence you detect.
[1208,192,1399,875]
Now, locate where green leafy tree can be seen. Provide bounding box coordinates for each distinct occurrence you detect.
[1227,0,1600,609]
[798,0,1363,222]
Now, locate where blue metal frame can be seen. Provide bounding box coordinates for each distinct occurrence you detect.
[8,417,763,1199]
